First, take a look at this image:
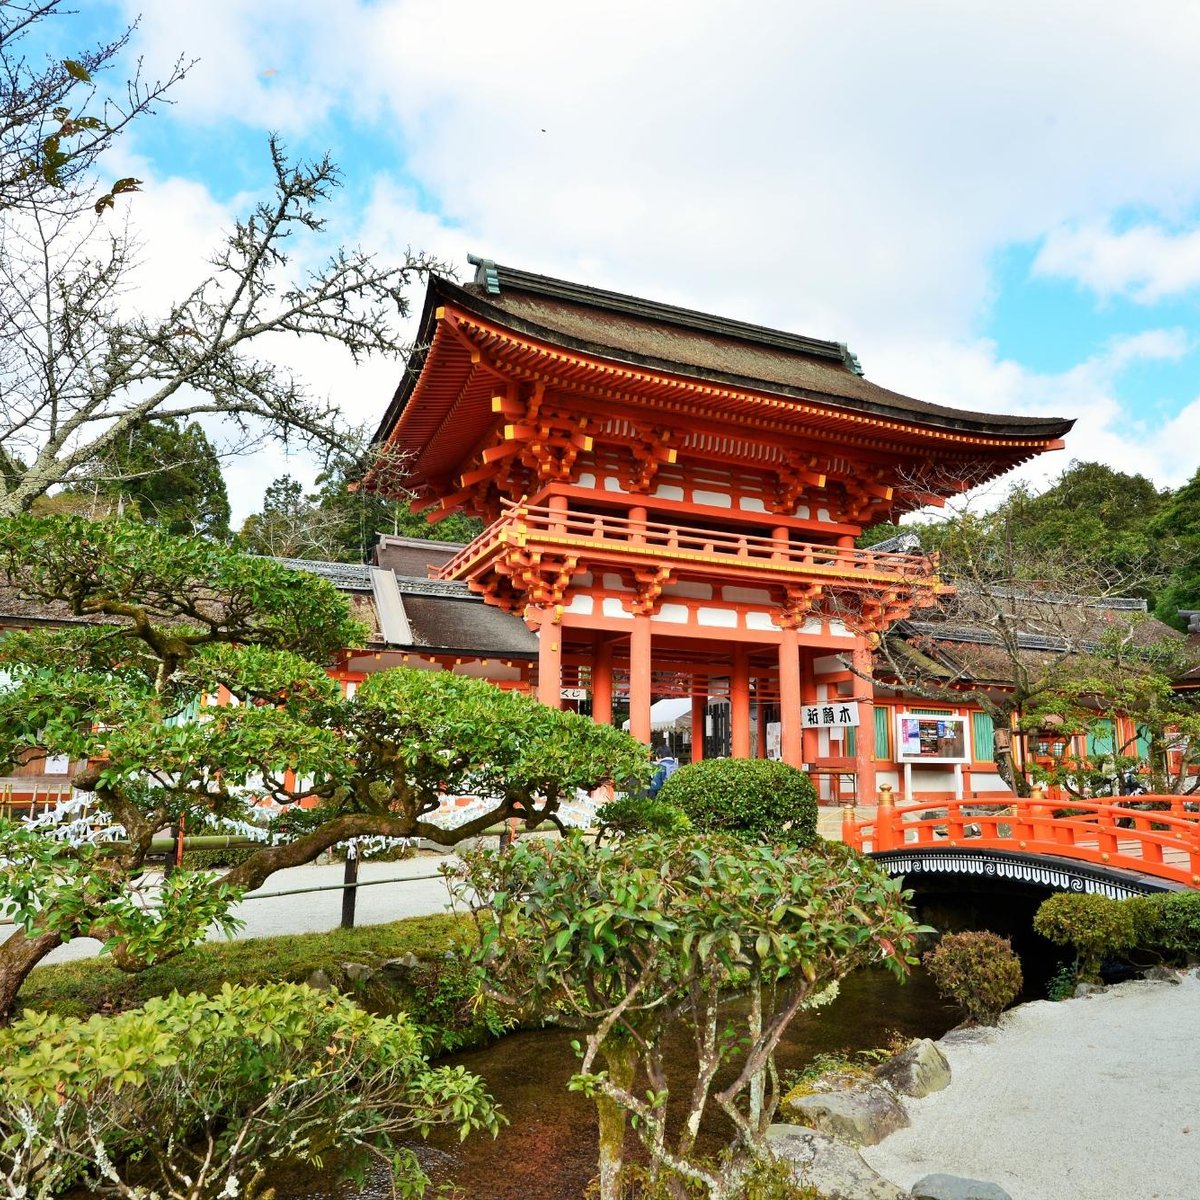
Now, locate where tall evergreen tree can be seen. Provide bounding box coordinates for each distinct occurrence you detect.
[72,419,231,540]
[239,460,483,563]
[1150,464,1200,629]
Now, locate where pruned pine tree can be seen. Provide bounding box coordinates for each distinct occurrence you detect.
[0,515,648,1020]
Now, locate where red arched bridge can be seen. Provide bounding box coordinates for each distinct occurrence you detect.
[841,792,1200,897]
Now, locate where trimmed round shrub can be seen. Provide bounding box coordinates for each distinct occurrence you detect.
[595,793,692,842]
[923,930,1023,1025]
[658,758,818,845]
[1033,892,1136,982]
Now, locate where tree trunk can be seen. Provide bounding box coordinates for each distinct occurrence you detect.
[993,724,1030,797]
[748,978,765,1131]
[0,927,63,1022]
[596,1041,636,1200]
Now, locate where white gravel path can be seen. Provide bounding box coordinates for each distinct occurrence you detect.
[861,974,1200,1200]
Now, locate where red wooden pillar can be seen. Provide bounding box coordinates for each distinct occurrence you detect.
[629,612,652,745]
[852,640,876,802]
[691,684,707,762]
[778,629,802,768]
[801,653,820,767]
[534,609,563,709]
[592,637,614,725]
[627,504,653,745]
[731,646,751,758]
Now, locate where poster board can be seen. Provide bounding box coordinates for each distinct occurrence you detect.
[895,713,969,764]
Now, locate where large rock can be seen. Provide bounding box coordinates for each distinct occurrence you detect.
[781,1083,909,1146]
[875,1038,951,1098]
[911,1172,1012,1200]
[1142,965,1182,985]
[767,1124,906,1200]
[381,952,421,975]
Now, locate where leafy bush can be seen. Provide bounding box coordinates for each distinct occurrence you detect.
[595,793,692,842]
[1033,893,1136,982]
[1127,891,1200,962]
[409,950,511,1050]
[0,982,500,1200]
[1046,962,1077,1001]
[658,758,818,845]
[602,1157,822,1199]
[923,931,1023,1025]
[451,833,917,1199]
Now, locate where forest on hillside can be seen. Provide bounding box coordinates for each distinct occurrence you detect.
[860,458,1200,631]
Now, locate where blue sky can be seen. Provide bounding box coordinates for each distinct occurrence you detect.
[40,1,1200,523]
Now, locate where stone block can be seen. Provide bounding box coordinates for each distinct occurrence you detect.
[875,1038,951,1098]
[781,1083,908,1146]
[766,1124,906,1200]
[910,1172,1012,1199]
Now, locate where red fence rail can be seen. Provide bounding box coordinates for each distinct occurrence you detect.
[842,794,1200,889]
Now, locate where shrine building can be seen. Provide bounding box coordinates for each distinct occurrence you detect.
[364,259,1073,800]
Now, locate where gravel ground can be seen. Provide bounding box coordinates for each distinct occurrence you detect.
[861,974,1200,1200]
[3,853,461,966]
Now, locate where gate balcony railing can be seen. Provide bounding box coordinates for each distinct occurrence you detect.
[438,499,940,589]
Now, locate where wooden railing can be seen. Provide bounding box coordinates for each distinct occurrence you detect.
[842,793,1200,888]
[438,499,938,585]
[0,780,75,821]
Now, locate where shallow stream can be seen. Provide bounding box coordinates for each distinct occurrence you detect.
[283,965,956,1200]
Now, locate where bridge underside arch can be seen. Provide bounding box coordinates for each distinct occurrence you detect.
[871,847,1181,900]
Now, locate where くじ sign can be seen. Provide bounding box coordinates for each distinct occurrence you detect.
[801,702,860,728]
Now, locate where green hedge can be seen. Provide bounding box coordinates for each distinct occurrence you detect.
[1128,891,1200,961]
[658,758,818,845]
[1033,893,1137,982]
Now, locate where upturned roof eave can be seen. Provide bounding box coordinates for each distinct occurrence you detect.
[373,278,447,447]
[375,274,1074,448]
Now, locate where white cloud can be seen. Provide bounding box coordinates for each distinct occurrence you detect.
[1033,221,1200,302]
[866,328,1196,501]
[90,0,1200,520]
[115,0,1200,338]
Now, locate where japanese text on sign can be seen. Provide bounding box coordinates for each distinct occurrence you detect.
[801,702,860,728]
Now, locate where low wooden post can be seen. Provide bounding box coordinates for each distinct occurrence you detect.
[841,803,858,849]
[340,851,359,929]
[1028,784,1048,846]
[875,783,896,852]
[165,814,185,879]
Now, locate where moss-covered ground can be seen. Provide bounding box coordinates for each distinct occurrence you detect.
[18,912,493,1050]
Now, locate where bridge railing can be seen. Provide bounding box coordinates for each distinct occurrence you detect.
[842,793,1200,888]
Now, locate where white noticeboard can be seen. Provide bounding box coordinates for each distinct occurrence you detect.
[894,712,969,802]
[894,714,969,764]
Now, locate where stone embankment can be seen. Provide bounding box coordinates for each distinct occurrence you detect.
[770,970,1200,1200]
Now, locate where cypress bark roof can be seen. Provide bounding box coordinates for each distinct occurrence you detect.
[376,262,1075,446]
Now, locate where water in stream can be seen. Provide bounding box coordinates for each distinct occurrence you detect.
[284,965,955,1200]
